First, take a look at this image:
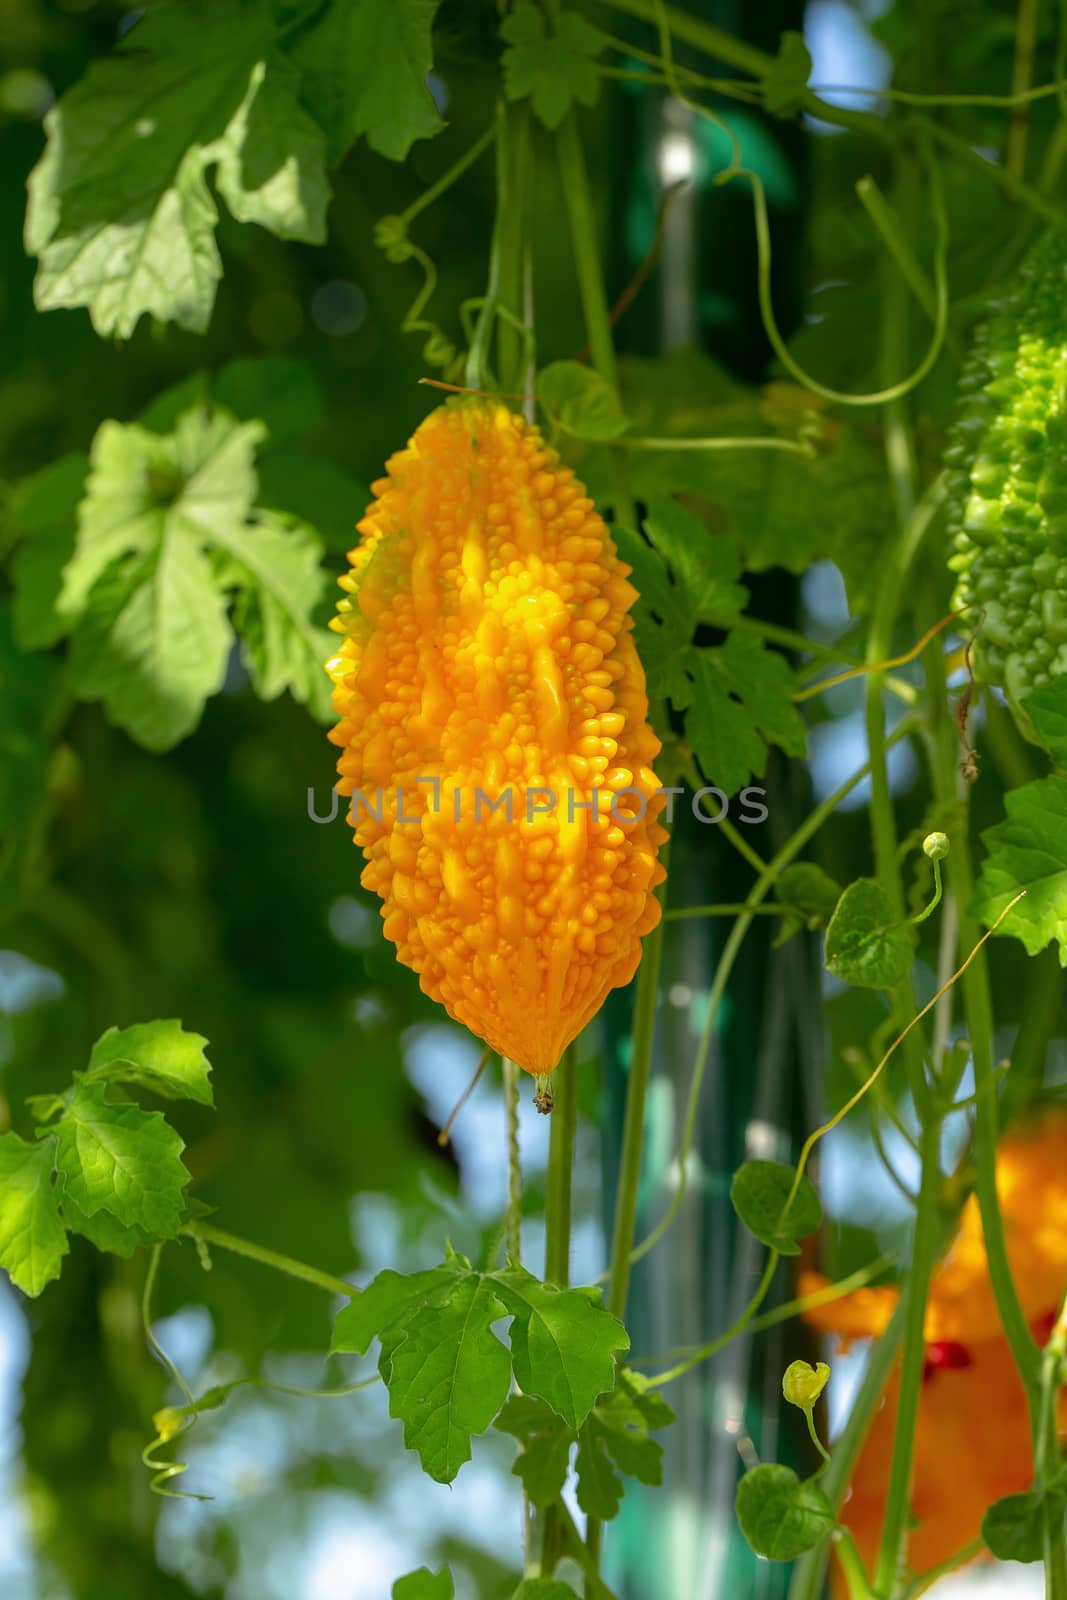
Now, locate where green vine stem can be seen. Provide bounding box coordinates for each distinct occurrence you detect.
[605,842,669,1322]
[503,1056,523,1264]
[181,1221,358,1301]
[602,0,890,141]
[645,1251,779,1387]
[552,97,636,526]
[1037,1294,1067,1596]
[922,634,1041,1407]
[540,1043,578,1578]
[870,1115,945,1596]
[544,1046,578,1288]
[866,151,949,1588]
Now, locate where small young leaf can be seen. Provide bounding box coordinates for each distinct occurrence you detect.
[0,1132,68,1297]
[501,3,608,130]
[679,639,807,798]
[763,31,813,115]
[736,1463,835,1561]
[982,1488,1060,1563]
[491,1263,629,1430]
[642,499,746,629]
[730,1160,822,1255]
[53,1081,189,1239]
[537,362,630,441]
[824,879,913,989]
[392,1568,454,1600]
[86,1020,214,1107]
[496,1368,674,1521]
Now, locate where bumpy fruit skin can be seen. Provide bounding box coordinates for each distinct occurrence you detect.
[947,227,1067,723]
[327,398,667,1075]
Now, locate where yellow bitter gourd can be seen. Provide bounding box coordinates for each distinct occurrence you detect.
[327,397,667,1083]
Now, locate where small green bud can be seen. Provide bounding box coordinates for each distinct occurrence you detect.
[782,1359,830,1410]
[923,831,950,861]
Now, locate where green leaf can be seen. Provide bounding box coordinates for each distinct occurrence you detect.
[642,499,746,628]
[495,1394,571,1506]
[287,0,444,163]
[972,778,1067,962]
[575,1420,625,1519]
[537,363,630,441]
[222,513,335,721]
[496,1369,674,1521]
[616,500,805,793]
[736,1463,835,1561]
[730,1160,822,1255]
[0,1132,68,1297]
[26,0,329,338]
[824,879,913,989]
[762,31,813,114]
[983,1488,1060,1563]
[332,1256,511,1483]
[85,1020,214,1107]
[501,2,608,130]
[52,1081,189,1239]
[9,454,87,650]
[392,1568,455,1600]
[679,637,807,797]
[491,1264,629,1430]
[59,1185,155,1259]
[58,406,330,749]
[70,524,232,753]
[1021,676,1067,766]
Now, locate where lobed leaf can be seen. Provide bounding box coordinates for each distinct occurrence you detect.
[86,1020,214,1107]
[26,0,328,338]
